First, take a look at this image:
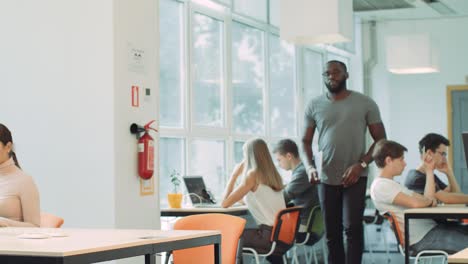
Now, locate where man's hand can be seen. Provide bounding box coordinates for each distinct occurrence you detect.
[309,170,320,185]
[342,163,363,187]
[423,152,436,171]
[436,161,453,175]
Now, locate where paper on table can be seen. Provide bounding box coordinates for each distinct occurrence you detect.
[17,233,50,239]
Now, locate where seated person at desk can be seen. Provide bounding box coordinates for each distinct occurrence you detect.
[405,133,468,204]
[0,124,40,227]
[370,139,467,255]
[222,138,287,262]
[273,139,319,243]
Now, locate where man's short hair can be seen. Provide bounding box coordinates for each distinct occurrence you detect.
[273,139,299,158]
[418,133,450,154]
[372,139,408,168]
[327,60,347,72]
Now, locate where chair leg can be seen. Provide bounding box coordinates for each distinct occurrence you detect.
[364,223,375,264]
[302,245,311,263]
[164,251,172,264]
[381,224,390,263]
[291,246,298,264]
[293,248,299,264]
[282,255,287,264]
[312,245,318,264]
[321,238,328,264]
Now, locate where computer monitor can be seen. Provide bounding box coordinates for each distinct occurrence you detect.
[183,176,215,204]
[463,132,468,169]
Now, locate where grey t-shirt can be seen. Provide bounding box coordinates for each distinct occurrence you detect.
[305,91,382,185]
[283,162,320,225]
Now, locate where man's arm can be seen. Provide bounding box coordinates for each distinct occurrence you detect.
[435,191,468,204]
[360,122,387,165]
[342,122,386,186]
[284,168,310,200]
[302,125,319,184]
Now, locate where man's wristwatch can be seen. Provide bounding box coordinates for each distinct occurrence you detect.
[359,159,368,168]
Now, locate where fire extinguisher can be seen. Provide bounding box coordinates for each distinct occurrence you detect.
[130,120,158,179]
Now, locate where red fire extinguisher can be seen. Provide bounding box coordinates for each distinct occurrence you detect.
[131,120,158,179]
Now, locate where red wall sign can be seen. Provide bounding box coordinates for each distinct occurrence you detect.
[132,86,139,107]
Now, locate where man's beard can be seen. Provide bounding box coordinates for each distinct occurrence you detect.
[325,79,346,94]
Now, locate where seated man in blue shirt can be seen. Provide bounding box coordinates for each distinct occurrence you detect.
[405,133,468,204]
[273,139,320,244]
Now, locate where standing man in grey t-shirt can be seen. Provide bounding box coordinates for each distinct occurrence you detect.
[302,60,386,264]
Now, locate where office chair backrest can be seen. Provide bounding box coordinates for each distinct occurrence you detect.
[40,212,64,228]
[306,205,324,237]
[271,206,302,246]
[173,213,246,264]
[383,211,405,247]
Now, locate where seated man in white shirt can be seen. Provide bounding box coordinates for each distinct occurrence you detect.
[370,139,467,255]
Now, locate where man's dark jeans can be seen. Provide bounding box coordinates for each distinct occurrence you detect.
[318,177,367,264]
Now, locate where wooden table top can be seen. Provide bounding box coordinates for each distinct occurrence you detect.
[404,204,468,214]
[449,248,468,263]
[0,228,219,257]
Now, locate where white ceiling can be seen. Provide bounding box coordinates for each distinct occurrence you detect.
[354,0,468,21]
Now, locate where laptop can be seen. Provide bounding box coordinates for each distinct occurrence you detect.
[183,176,219,207]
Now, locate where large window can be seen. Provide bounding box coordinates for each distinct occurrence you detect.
[192,13,225,127]
[232,21,265,135]
[303,49,324,107]
[159,0,353,205]
[159,138,185,204]
[159,0,184,128]
[269,35,296,137]
[233,0,267,22]
[189,139,226,196]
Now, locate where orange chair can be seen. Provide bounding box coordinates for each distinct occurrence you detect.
[383,211,448,263]
[243,206,303,264]
[171,213,246,264]
[40,212,64,228]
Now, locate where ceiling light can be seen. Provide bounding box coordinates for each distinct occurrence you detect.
[280,0,353,45]
[386,34,439,74]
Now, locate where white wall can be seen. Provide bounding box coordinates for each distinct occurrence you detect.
[114,0,160,230]
[368,17,468,181]
[0,0,115,227]
[0,0,160,237]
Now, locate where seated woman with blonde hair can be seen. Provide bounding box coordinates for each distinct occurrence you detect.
[222,138,287,262]
[0,123,40,227]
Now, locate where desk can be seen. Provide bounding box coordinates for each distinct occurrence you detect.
[449,248,468,263]
[0,228,220,264]
[161,205,249,217]
[404,205,468,264]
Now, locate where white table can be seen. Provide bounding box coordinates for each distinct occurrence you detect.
[404,205,468,264]
[161,205,249,217]
[449,248,468,263]
[0,228,221,264]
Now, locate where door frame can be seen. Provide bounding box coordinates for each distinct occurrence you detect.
[446,85,468,167]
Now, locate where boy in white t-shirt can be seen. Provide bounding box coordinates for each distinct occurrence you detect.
[370,139,467,255]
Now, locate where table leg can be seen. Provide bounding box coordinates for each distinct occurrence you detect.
[214,242,221,264]
[145,253,156,264]
[405,215,409,264]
